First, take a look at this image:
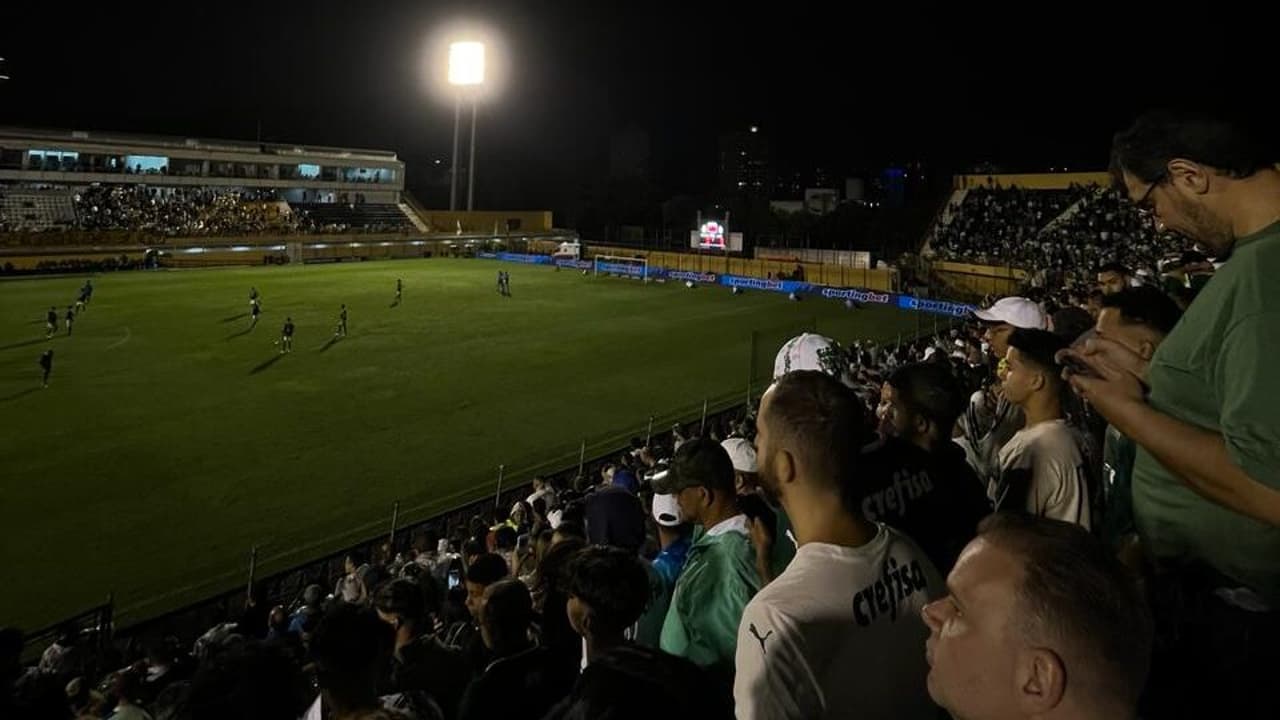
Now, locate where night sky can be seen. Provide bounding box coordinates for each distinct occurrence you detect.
[0,3,1264,210]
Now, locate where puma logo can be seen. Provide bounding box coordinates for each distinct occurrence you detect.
[748,623,773,653]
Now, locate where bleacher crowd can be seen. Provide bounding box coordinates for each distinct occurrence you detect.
[5,110,1279,720]
[0,185,415,237]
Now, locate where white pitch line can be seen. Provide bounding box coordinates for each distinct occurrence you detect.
[106,326,132,350]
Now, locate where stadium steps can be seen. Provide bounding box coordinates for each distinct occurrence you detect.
[920,187,968,256]
[397,202,429,233]
[1037,185,1105,237]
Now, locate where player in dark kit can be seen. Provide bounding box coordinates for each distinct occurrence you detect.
[65,306,75,336]
[250,299,261,328]
[249,287,259,306]
[39,349,53,387]
[395,278,403,305]
[280,317,295,353]
[335,304,348,337]
[497,270,504,295]
[45,306,57,338]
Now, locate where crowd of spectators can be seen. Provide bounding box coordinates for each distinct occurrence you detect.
[928,181,1196,293]
[0,184,415,237]
[5,110,1278,720]
[73,186,302,237]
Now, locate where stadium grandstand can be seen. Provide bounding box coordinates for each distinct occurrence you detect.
[0,127,416,234]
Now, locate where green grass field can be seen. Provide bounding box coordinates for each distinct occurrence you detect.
[0,258,926,630]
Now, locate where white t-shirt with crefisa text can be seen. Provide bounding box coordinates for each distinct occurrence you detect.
[993,419,1092,529]
[733,524,944,720]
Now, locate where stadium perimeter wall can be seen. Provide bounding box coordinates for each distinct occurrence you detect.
[928,260,1028,299]
[580,245,899,293]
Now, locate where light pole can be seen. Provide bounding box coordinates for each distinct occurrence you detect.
[447,41,485,212]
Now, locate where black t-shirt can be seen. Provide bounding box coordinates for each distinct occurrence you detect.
[583,485,646,552]
[855,436,992,575]
[391,635,470,719]
[456,645,576,720]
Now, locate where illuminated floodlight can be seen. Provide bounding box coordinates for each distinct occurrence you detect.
[448,42,486,86]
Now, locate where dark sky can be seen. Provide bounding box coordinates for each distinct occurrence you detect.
[0,3,1265,207]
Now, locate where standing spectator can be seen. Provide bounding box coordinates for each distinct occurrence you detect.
[858,362,992,574]
[563,546,651,666]
[734,370,943,720]
[530,536,588,673]
[651,438,762,684]
[374,580,467,719]
[922,514,1152,720]
[635,492,691,647]
[723,437,795,584]
[1091,287,1182,552]
[457,580,575,720]
[304,604,414,720]
[335,551,370,605]
[960,297,1047,481]
[106,669,152,720]
[446,553,508,677]
[993,329,1092,528]
[1066,110,1280,716]
[37,623,82,681]
[493,526,519,575]
[583,464,646,552]
[1097,261,1134,295]
[288,584,326,636]
[525,476,557,510]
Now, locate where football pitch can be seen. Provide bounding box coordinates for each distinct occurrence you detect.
[0,258,926,630]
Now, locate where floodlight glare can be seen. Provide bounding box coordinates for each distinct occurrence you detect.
[448,42,486,86]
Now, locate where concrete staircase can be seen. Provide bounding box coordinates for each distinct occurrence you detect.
[397,202,429,233]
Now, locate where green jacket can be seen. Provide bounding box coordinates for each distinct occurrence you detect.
[659,519,762,674]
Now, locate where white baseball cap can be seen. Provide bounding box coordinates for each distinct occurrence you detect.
[720,438,757,474]
[773,333,854,386]
[973,297,1047,329]
[652,493,683,527]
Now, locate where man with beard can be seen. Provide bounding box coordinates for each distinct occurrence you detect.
[859,362,992,575]
[733,370,943,720]
[1062,110,1280,717]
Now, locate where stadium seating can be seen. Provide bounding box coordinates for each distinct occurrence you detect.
[288,202,417,233]
[0,188,78,231]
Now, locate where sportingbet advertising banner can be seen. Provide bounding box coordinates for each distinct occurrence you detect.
[477,253,975,317]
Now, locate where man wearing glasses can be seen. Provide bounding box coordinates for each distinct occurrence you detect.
[1060,110,1280,717]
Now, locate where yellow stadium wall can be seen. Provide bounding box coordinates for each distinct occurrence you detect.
[413,210,553,234]
[586,246,896,291]
[930,260,1027,297]
[952,172,1111,190]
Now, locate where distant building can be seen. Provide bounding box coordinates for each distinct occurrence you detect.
[718,126,771,198]
[0,126,405,205]
[804,188,839,215]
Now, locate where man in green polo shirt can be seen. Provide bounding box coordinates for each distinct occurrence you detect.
[1062,110,1280,717]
